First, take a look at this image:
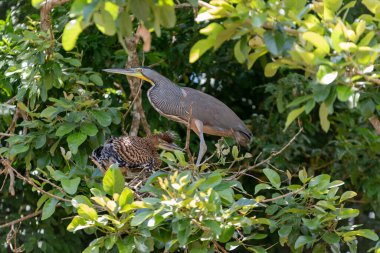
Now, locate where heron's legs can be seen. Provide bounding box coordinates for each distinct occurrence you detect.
[185,105,194,164]
[194,119,207,166]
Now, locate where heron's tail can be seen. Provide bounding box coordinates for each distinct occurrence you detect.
[234,129,252,147]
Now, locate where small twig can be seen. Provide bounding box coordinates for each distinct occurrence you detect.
[260,186,305,203]
[233,128,303,179]
[0,159,15,195]
[34,174,66,195]
[90,156,106,174]
[175,3,192,8]
[0,210,43,228]
[0,158,71,203]
[213,240,228,253]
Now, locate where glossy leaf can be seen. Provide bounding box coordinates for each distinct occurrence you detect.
[103,165,125,196]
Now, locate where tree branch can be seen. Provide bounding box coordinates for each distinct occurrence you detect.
[40,0,71,57]
[231,128,303,179]
[260,186,305,203]
[0,158,71,203]
[0,210,43,229]
[125,35,151,136]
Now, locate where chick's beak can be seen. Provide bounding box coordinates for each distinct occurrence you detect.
[158,142,184,152]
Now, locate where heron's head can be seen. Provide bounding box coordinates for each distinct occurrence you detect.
[103,67,159,85]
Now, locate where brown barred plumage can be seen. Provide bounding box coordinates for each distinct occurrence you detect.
[91,132,178,177]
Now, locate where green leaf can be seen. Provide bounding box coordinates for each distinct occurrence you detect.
[343,229,379,241]
[324,0,342,21]
[78,204,98,220]
[147,214,164,227]
[287,95,313,108]
[295,235,314,249]
[118,10,133,37]
[263,168,281,189]
[264,62,281,77]
[56,123,76,137]
[284,106,305,130]
[89,74,103,86]
[35,135,46,149]
[116,236,135,253]
[303,32,330,56]
[226,242,240,251]
[104,1,119,20]
[62,18,84,51]
[158,4,176,28]
[40,106,57,119]
[80,122,98,137]
[304,99,315,114]
[232,146,239,159]
[316,65,338,85]
[61,177,81,195]
[255,183,272,194]
[199,172,222,190]
[336,86,353,102]
[9,144,29,156]
[32,0,44,8]
[247,48,267,69]
[203,220,222,236]
[41,198,59,220]
[189,39,213,63]
[119,187,134,208]
[322,232,340,244]
[337,208,360,219]
[263,30,287,56]
[67,216,87,232]
[67,132,87,154]
[103,165,125,195]
[359,99,375,118]
[302,218,320,230]
[319,102,330,132]
[72,195,93,208]
[363,0,380,16]
[339,191,357,203]
[299,168,308,183]
[131,0,151,21]
[131,210,154,226]
[278,225,292,238]
[93,10,116,36]
[219,226,235,243]
[91,110,112,127]
[234,40,245,64]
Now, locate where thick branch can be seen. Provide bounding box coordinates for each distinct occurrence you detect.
[40,0,71,56]
[125,36,151,136]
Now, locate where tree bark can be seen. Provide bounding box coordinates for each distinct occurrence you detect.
[125,37,151,136]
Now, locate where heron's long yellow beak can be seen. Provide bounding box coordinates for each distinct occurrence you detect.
[103,68,153,84]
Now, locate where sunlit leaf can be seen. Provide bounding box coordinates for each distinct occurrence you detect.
[103,165,125,195]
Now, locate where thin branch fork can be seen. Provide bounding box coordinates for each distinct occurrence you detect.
[260,186,305,203]
[233,128,303,179]
[0,158,71,203]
